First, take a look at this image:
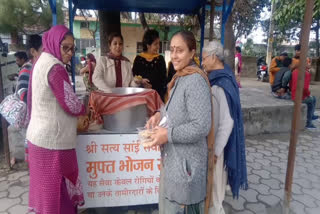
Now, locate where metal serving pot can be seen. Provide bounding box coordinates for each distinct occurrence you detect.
[107,87,148,95]
[102,87,149,133]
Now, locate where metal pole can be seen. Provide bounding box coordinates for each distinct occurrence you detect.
[266,0,275,69]
[0,56,11,169]
[49,0,57,26]
[284,0,314,212]
[68,0,76,91]
[316,18,319,57]
[221,0,226,46]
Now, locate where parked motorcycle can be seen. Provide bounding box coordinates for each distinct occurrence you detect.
[256,56,269,82]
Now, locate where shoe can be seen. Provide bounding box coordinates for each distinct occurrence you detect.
[306,123,316,129]
[312,115,319,120]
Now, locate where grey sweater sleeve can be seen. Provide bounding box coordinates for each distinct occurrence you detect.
[168,74,212,144]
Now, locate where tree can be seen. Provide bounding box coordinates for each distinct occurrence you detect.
[131,13,201,41]
[224,0,235,70]
[214,0,269,68]
[98,11,121,56]
[139,13,149,31]
[0,0,64,47]
[272,0,320,56]
[209,0,217,41]
[242,38,256,56]
[79,10,99,47]
[232,0,270,41]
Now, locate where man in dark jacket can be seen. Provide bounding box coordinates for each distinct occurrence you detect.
[271,57,292,99]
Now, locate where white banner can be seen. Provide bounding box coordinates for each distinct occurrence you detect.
[76,134,161,208]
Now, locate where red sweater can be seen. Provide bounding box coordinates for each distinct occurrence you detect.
[290,69,311,101]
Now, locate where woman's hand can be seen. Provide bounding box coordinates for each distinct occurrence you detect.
[141,78,152,89]
[133,75,143,84]
[143,126,168,147]
[146,112,161,129]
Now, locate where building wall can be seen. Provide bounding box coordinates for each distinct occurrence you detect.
[121,24,182,63]
[80,28,93,39]
[73,21,81,39]
[73,20,183,63]
[240,56,258,78]
[121,25,145,62]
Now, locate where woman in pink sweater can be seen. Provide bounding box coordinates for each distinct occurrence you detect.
[26,25,85,214]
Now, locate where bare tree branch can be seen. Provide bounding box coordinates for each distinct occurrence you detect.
[79,9,99,46]
[139,13,149,31]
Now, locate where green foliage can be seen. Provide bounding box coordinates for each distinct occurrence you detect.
[140,13,199,34]
[242,38,255,56]
[0,0,64,34]
[232,0,270,40]
[272,0,320,40]
[242,38,274,57]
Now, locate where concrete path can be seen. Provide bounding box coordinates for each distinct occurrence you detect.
[224,113,320,214]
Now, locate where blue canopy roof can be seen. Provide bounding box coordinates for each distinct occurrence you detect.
[72,0,207,14]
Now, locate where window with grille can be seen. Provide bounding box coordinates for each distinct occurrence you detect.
[159,41,170,54]
[80,22,89,28]
[136,42,143,53]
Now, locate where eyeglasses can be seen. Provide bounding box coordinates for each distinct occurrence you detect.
[202,54,212,61]
[61,45,77,54]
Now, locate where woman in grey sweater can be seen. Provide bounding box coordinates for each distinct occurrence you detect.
[146,31,213,214]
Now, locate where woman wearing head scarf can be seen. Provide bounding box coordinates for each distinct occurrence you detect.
[26,25,86,214]
[9,34,42,167]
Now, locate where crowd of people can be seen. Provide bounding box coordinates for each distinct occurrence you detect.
[269,44,318,129]
[10,35,42,166]
[14,22,320,214]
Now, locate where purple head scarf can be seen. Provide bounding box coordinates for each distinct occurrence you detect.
[26,25,71,124]
[42,25,71,61]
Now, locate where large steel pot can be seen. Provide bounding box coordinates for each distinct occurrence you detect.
[106,87,148,95]
[102,87,149,133]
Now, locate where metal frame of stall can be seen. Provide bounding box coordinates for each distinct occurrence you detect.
[47,0,234,90]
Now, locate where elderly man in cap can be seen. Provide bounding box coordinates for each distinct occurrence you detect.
[201,41,248,214]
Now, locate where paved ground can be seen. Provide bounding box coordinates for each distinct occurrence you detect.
[0,113,319,214]
[224,113,320,214]
[240,78,320,109]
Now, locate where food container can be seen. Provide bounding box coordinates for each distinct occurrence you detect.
[107,87,146,95]
[102,87,149,133]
